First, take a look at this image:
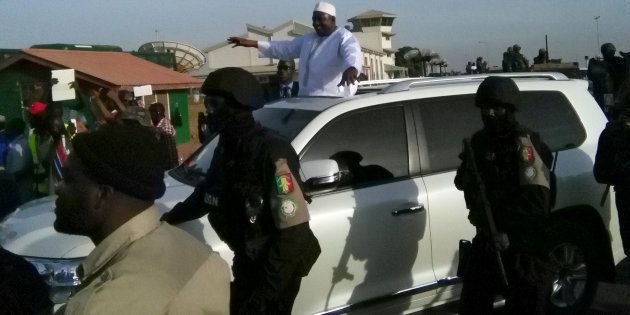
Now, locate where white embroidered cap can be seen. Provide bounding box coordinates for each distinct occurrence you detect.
[313,1,336,17]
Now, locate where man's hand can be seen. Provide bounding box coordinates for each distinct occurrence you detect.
[338,67,359,87]
[493,232,510,251]
[227,37,258,48]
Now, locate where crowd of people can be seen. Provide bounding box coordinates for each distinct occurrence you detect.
[465,44,550,74]
[465,56,489,74]
[0,1,349,314]
[0,88,179,221]
[1,1,629,313]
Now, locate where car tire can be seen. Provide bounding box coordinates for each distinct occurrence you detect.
[545,223,599,315]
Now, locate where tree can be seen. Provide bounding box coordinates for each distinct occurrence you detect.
[419,49,440,76]
[431,58,448,75]
[395,46,423,77]
[395,46,443,77]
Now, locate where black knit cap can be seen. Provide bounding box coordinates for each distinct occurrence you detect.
[71,124,166,200]
[475,76,520,110]
[201,67,265,110]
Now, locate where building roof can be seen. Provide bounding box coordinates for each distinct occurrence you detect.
[0,48,201,90]
[361,47,385,56]
[348,10,397,21]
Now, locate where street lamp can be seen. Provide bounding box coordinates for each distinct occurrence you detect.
[594,16,600,57]
[478,41,489,64]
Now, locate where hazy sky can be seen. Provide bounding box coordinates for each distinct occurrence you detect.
[2,0,629,72]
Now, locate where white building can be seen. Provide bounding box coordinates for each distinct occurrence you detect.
[348,10,407,79]
[190,10,407,82]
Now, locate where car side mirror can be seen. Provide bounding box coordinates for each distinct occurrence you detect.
[300,159,341,192]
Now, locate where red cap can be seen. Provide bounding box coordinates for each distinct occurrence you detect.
[28,102,47,116]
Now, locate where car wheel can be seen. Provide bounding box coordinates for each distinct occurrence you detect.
[545,225,598,314]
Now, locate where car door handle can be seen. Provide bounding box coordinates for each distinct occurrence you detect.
[392,205,425,216]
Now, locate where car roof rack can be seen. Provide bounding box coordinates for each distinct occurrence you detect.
[378,72,570,94]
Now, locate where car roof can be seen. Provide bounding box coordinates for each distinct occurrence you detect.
[379,72,570,93]
[263,94,367,112]
[262,72,573,112]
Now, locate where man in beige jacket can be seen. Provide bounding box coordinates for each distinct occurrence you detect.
[54,123,230,314]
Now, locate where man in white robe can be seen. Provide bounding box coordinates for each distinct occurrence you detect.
[228,1,363,97]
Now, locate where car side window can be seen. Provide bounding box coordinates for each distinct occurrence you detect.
[413,94,481,174]
[516,91,586,151]
[416,91,586,174]
[301,106,409,188]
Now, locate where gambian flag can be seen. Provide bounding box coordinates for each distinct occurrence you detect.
[275,173,294,194]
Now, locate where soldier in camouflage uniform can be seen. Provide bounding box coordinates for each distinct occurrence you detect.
[455,77,553,315]
[510,44,530,72]
[162,67,320,315]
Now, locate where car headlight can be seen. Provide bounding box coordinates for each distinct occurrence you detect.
[24,257,83,304]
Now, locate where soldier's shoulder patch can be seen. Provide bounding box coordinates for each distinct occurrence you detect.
[275,173,294,194]
[524,166,537,180]
[280,198,297,218]
[521,146,535,162]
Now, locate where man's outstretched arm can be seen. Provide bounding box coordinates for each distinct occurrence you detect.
[228,37,258,48]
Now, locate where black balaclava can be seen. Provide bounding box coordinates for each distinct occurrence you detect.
[201,67,265,139]
[204,94,257,139]
[475,76,520,135]
[481,104,516,135]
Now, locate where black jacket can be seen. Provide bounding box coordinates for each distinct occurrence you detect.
[264,82,300,102]
[164,126,320,311]
[594,114,630,188]
[455,124,553,242]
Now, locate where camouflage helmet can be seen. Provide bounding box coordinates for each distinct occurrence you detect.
[201,67,265,110]
[475,76,520,110]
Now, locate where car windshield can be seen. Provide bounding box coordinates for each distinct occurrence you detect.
[169,107,319,186]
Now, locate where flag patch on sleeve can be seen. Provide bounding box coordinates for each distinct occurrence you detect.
[521,146,535,162]
[275,173,294,194]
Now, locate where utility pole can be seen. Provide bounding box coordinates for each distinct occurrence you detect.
[545,34,549,62]
[594,16,600,57]
[478,41,489,65]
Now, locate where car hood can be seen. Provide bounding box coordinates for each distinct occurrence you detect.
[0,174,193,258]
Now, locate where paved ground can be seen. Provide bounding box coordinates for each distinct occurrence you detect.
[589,257,630,314]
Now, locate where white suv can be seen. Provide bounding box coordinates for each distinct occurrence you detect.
[0,73,625,314]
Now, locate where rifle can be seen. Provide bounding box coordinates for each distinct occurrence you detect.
[462,138,509,288]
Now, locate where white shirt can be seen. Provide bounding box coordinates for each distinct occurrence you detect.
[258,27,363,97]
[280,82,294,98]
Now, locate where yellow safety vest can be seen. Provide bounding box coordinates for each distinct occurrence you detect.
[28,131,51,196]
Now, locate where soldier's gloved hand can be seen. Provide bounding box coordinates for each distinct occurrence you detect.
[493,233,510,251]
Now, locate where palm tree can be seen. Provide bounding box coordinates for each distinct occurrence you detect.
[430,58,442,75]
[418,49,440,76]
[435,59,448,75]
[396,46,423,77]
